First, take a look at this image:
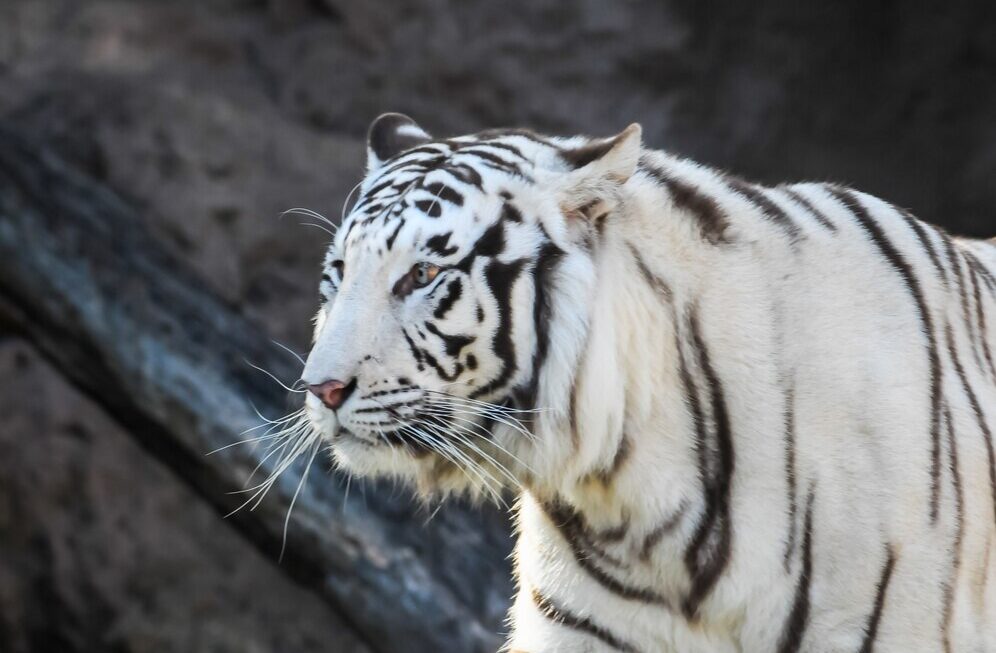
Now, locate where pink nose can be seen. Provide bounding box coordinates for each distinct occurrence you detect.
[308,379,349,410]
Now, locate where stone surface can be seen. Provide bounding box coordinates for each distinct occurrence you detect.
[0,0,993,650]
[0,339,370,653]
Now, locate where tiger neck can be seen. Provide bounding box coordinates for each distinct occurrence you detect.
[529,173,712,540]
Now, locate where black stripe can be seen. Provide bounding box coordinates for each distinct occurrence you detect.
[342,219,357,244]
[530,587,638,653]
[639,158,730,244]
[966,261,996,382]
[365,385,419,399]
[777,487,815,653]
[896,207,948,285]
[425,231,459,257]
[423,321,474,357]
[945,322,996,524]
[728,179,801,239]
[782,384,798,570]
[440,162,483,190]
[676,314,708,493]
[455,218,507,272]
[357,175,422,215]
[514,230,564,412]
[358,178,397,206]
[830,187,943,523]
[402,328,425,371]
[458,149,523,177]
[384,218,404,250]
[354,400,418,414]
[543,502,672,608]
[858,545,897,653]
[406,325,464,382]
[941,404,964,653]
[640,500,688,561]
[568,368,581,449]
[381,143,448,161]
[474,127,557,147]
[468,258,526,399]
[544,499,629,545]
[967,263,996,383]
[587,434,631,487]
[947,242,985,371]
[432,277,463,319]
[964,248,996,293]
[941,233,967,298]
[423,181,464,207]
[413,198,443,218]
[561,136,623,169]
[779,187,837,232]
[501,201,523,223]
[682,307,735,619]
[628,242,672,301]
[419,346,463,383]
[458,140,526,161]
[365,161,437,194]
[357,172,423,209]
[373,148,448,179]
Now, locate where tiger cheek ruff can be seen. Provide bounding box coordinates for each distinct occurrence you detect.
[299,113,996,652]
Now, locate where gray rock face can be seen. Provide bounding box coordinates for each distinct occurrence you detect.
[0,339,370,653]
[0,0,993,650]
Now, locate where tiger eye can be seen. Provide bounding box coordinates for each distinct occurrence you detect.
[392,262,442,298]
[412,262,440,288]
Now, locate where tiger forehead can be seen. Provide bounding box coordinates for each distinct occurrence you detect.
[339,134,554,251]
[353,131,563,212]
[340,179,489,253]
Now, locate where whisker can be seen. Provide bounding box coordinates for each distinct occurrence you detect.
[414,413,520,488]
[299,221,336,237]
[366,394,528,487]
[282,207,338,230]
[226,408,301,442]
[424,398,537,442]
[271,339,307,365]
[249,402,305,425]
[245,358,307,393]
[244,429,300,484]
[341,180,364,221]
[280,429,322,562]
[420,409,535,473]
[397,420,503,500]
[207,428,294,456]
[225,415,313,512]
[426,388,550,414]
[421,414,526,486]
[423,500,446,526]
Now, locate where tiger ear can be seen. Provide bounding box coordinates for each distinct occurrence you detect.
[559,123,642,222]
[366,113,432,171]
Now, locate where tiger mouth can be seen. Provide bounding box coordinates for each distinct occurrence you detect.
[335,424,436,456]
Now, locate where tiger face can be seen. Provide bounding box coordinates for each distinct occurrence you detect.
[302,113,641,497]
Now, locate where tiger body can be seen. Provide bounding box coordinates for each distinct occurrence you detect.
[300,114,996,652]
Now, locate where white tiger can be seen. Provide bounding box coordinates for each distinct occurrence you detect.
[300,113,996,652]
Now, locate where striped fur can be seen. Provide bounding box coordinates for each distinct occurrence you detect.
[301,114,996,652]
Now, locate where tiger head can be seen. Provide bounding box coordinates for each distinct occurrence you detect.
[302,113,642,498]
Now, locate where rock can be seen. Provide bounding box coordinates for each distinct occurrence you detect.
[0,339,370,653]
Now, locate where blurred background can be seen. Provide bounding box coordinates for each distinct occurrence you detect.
[0,1,993,652]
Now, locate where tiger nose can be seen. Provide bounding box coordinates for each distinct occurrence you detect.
[308,379,351,410]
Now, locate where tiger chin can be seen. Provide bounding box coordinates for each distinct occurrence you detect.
[300,113,996,652]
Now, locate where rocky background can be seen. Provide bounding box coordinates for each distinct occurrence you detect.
[0,1,993,651]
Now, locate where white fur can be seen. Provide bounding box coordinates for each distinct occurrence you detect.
[303,120,996,652]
